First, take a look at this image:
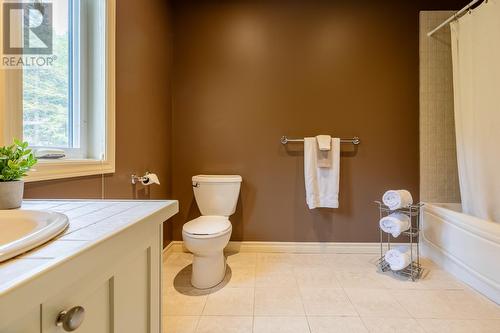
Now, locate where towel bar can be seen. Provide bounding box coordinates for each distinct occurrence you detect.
[280,136,360,145]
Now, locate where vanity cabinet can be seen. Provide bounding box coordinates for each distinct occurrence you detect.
[42,276,112,333]
[0,200,177,333]
[1,306,40,333]
[41,235,159,333]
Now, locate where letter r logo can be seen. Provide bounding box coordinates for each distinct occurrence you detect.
[3,2,53,55]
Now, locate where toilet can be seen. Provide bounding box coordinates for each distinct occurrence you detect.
[182,174,242,289]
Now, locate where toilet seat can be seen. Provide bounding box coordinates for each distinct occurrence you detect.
[183,216,231,238]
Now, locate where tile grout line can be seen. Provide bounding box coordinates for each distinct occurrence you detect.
[163,252,500,332]
[389,286,417,321]
[193,315,202,333]
[52,202,93,213]
[339,279,370,332]
[194,258,233,331]
[293,257,313,333]
[193,270,207,333]
[417,318,433,333]
[22,201,68,210]
[56,202,128,235]
[413,318,428,332]
[165,253,203,333]
[59,202,146,240]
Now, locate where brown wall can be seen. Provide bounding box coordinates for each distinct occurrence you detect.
[22,0,469,245]
[170,0,468,242]
[23,0,174,245]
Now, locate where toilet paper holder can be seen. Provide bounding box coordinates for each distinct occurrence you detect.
[131,172,160,185]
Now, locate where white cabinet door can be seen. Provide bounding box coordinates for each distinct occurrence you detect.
[40,236,160,333]
[0,305,40,333]
[41,276,113,333]
[113,247,153,333]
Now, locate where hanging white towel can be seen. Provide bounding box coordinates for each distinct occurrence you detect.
[384,246,412,271]
[379,213,411,238]
[316,135,332,151]
[304,137,340,209]
[317,149,332,168]
[382,190,413,210]
[316,135,332,168]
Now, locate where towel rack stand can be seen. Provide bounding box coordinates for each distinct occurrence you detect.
[280,136,360,145]
[375,201,425,281]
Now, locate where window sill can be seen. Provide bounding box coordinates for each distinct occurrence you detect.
[25,159,115,182]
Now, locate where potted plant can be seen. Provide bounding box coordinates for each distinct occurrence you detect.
[0,139,37,209]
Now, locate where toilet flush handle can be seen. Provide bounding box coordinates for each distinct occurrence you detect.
[192,182,200,188]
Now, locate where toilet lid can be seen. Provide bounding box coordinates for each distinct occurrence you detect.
[183,216,231,236]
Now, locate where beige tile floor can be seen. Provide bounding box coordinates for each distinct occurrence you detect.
[163,252,500,333]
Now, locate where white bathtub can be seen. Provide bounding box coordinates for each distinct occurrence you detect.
[421,203,500,303]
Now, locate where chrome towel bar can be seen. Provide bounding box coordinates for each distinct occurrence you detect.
[280,136,360,145]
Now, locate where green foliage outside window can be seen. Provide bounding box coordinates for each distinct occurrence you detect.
[23,33,70,148]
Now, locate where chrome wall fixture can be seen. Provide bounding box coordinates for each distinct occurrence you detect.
[280,136,360,145]
[131,172,160,185]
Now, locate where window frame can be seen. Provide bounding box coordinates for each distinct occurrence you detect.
[0,0,115,182]
[26,0,87,160]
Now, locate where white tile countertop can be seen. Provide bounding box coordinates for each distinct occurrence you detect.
[0,199,178,295]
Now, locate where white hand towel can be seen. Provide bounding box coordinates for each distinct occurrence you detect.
[316,135,332,151]
[384,246,412,271]
[317,149,332,168]
[316,135,332,168]
[382,190,413,210]
[379,213,411,238]
[304,137,340,209]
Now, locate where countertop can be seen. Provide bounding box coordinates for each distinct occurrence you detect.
[0,199,178,295]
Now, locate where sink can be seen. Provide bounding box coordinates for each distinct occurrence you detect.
[0,210,69,262]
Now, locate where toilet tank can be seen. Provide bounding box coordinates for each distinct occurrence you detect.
[192,175,242,216]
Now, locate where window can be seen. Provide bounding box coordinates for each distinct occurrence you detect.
[23,1,73,151]
[0,0,115,181]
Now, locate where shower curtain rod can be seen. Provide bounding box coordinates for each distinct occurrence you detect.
[427,0,483,37]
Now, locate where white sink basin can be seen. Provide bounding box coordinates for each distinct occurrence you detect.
[0,210,69,262]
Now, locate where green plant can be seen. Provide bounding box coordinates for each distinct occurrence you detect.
[0,139,37,181]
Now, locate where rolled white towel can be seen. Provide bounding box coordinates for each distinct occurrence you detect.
[384,246,412,271]
[382,190,413,210]
[379,213,411,238]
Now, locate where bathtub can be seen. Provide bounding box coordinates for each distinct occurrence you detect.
[421,203,500,303]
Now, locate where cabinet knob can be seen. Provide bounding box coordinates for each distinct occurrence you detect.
[56,306,85,331]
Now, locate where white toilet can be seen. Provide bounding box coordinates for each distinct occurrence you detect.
[182,174,242,289]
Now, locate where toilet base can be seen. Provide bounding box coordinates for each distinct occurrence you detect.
[191,251,226,289]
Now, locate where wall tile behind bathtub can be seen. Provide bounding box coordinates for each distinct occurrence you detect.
[419,11,461,203]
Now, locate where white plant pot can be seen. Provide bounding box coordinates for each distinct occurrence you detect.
[0,180,24,209]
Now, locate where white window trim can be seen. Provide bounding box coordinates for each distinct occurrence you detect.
[0,0,116,182]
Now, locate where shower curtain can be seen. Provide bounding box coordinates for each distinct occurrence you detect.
[450,0,500,222]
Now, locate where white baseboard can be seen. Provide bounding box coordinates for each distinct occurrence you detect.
[163,241,418,257]
[421,238,500,305]
[225,241,385,254]
[162,241,175,257]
